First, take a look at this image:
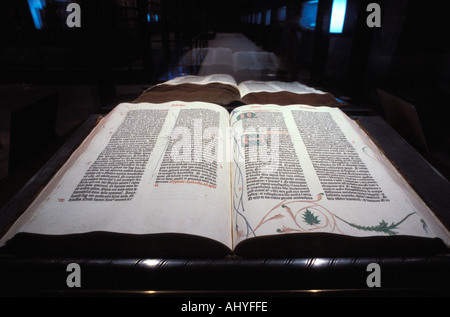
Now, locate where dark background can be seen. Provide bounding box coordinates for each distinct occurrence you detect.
[0,0,449,208]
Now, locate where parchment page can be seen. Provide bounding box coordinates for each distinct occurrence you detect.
[160,74,238,89]
[237,81,327,98]
[0,102,233,250]
[230,104,450,248]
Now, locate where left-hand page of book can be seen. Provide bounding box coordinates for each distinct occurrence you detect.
[0,102,233,251]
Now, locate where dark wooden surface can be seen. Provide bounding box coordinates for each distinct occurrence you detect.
[0,115,103,238]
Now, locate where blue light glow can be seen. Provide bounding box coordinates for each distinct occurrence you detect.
[265,10,271,26]
[27,0,46,30]
[278,6,286,22]
[299,0,318,30]
[147,13,159,23]
[329,0,347,33]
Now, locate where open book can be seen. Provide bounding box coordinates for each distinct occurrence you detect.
[134,74,344,108]
[1,101,449,258]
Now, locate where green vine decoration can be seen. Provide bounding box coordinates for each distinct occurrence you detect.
[333,212,416,236]
[303,209,321,226]
[261,197,418,237]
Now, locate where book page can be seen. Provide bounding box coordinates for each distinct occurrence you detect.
[0,102,233,250]
[237,81,327,98]
[158,74,238,89]
[230,104,450,248]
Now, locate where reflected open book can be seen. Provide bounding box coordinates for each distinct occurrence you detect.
[1,101,449,258]
[134,74,344,107]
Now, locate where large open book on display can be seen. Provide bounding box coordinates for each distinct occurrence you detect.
[134,74,344,108]
[1,101,449,258]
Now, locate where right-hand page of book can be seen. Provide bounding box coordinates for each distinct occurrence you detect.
[230,104,450,248]
[237,81,327,98]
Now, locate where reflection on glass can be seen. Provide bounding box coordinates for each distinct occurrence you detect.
[329,0,347,33]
